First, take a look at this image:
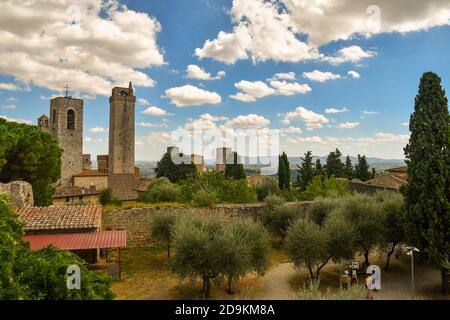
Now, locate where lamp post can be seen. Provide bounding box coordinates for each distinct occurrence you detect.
[406,246,420,300]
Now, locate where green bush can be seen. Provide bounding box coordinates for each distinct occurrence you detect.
[255,177,280,201]
[178,172,256,205]
[99,188,122,206]
[139,177,179,203]
[308,197,343,226]
[296,281,365,300]
[300,175,349,200]
[171,215,270,297]
[192,189,219,207]
[150,213,178,258]
[262,196,299,242]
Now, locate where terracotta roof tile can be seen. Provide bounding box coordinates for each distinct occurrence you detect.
[15,205,102,232]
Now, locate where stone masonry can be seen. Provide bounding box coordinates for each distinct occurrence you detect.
[0,181,34,208]
[102,202,312,247]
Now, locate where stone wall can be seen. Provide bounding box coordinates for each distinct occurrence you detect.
[346,180,399,194]
[0,181,34,208]
[102,202,312,248]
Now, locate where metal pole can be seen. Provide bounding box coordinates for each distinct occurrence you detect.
[411,251,415,300]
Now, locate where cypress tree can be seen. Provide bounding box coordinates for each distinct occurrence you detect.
[296,151,315,191]
[315,159,324,177]
[278,152,290,190]
[403,72,450,294]
[354,155,371,181]
[344,155,354,179]
[325,148,344,177]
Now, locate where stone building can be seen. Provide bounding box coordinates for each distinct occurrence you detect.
[216,147,232,172]
[83,154,92,171]
[38,96,84,186]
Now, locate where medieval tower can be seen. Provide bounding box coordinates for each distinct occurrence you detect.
[108,82,136,175]
[48,97,84,186]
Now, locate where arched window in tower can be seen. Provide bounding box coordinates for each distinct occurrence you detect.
[52,109,56,129]
[67,109,75,129]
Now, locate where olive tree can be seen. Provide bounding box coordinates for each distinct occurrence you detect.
[150,212,178,259]
[262,195,298,243]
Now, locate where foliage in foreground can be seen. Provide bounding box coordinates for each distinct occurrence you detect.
[150,212,178,259]
[0,118,62,206]
[139,177,179,204]
[0,197,114,300]
[295,281,365,300]
[99,188,122,206]
[299,175,349,201]
[171,215,270,297]
[177,172,256,206]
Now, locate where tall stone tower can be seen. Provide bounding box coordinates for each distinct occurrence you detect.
[49,97,84,186]
[108,82,136,174]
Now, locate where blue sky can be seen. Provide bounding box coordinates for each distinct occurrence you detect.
[0,0,449,161]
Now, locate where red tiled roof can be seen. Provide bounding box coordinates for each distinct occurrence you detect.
[15,205,102,232]
[23,230,126,250]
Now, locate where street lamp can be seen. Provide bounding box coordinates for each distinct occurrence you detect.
[406,246,420,300]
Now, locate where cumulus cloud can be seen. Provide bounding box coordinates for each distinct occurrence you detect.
[0,0,165,96]
[268,72,296,81]
[195,0,321,64]
[0,82,20,91]
[138,98,151,106]
[0,115,32,124]
[165,85,222,107]
[348,71,361,79]
[142,106,172,116]
[363,110,380,115]
[324,46,376,65]
[137,121,168,128]
[0,105,16,110]
[325,107,350,114]
[303,70,342,82]
[281,106,329,131]
[195,0,448,65]
[186,64,225,80]
[225,114,270,129]
[230,81,275,102]
[269,81,312,96]
[89,127,107,133]
[335,122,360,129]
[280,126,302,135]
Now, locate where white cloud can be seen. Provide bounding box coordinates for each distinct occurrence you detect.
[269,81,312,95]
[325,46,376,65]
[6,97,17,102]
[363,110,380,115]
[348,71,361,79]
[186,64,225,80]
[303,70,342,82]
[195,0,320,64]
[0,115,32,124]
[225,114,270,129]
[165,85,222,107]
[142,106,172,116]
[283,0,450,45]
[281,106,329,131]
[268,72,296,81]
[0,105,16,110]
[0,83,20,91]
[280,126,302,134]
[138,98,151,106]
[138,121,168,128]
[325,107,350,114]
[0,0,165,96]
[230,81,275,102]
[89,127,107,133]
[335,122,360,129]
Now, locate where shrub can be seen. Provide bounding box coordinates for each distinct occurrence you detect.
[99,188,122,206]
[192,189,219,207]
[296,281,365,300]
[139,177,179,203]
[308,197,343,226]
[178,172,256,205]
[262,196,298,242]
[171,215,270,298]
[300,175,349,200]
[256,177,280,201]
[150,213,178,259]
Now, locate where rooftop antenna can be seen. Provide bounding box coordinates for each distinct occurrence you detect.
[63,84,71,98]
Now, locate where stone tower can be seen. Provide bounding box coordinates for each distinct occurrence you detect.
[108,82,136,174]
[37,115,50,133]
[49,97,84,186]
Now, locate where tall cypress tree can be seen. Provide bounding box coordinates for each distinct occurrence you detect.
[296,151,314,191]
[403,72,450,294]
[325,148,344,177]
[278,152,290,190]
[315,159,324,177]
[344,155,354,179]
[354,155,371,181]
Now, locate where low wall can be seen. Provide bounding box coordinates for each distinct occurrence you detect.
[103,202,312,248]
[346,180,399,194]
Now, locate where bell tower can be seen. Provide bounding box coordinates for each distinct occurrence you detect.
[108,82,136,175]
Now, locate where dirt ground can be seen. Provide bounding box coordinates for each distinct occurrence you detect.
[111,247,449,300]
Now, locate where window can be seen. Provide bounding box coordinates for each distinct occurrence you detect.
[44,119,48,127]
[52,109,56,129]
[67,109,75,129]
